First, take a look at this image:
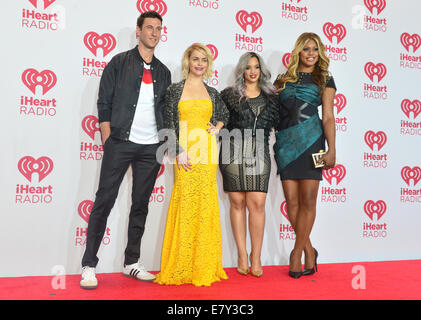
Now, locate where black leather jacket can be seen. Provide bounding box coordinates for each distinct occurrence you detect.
[220,87,279,143]
[97,46,171,141]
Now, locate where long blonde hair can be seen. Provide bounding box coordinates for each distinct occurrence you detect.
[274,32,330,94]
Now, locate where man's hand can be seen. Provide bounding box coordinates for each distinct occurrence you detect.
[100,121,111,144]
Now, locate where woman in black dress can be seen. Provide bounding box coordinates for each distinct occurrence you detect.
[219,52,278,277]
[273,33,336,278]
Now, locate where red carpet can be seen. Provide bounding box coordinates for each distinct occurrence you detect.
[1,260,420,300]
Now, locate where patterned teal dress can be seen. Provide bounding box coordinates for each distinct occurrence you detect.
[273,72,336,180]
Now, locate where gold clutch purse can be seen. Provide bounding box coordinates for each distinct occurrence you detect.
[311,150,326,168]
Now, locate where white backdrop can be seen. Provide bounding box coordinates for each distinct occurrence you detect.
[1,0,420,277]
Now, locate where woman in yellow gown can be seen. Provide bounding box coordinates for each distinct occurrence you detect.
[155,43,229,286]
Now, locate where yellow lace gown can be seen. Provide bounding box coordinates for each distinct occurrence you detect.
[155,99,228,286]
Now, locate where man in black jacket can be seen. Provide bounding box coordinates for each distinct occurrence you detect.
[80,11,171,289]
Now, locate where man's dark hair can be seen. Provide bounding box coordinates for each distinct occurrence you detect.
[137,11,163,29]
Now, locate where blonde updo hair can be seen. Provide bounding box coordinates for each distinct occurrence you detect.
[181,43,214,80]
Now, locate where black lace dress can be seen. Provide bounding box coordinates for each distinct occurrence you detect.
[219,87,279,193]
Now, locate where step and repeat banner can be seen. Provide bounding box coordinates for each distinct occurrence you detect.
[1,0,420,277]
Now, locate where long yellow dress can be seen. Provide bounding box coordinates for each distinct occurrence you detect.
[155,99,228,286]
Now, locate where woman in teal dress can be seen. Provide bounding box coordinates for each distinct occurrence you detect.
[273,33,337,278]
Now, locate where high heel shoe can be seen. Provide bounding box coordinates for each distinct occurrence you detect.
[288,270,303,279]
[237,254,249,276]
[249,252,263,277]
[303,248,318,276]
[288,250,303,279]
[237,267,249,275]
[251,269,263,277]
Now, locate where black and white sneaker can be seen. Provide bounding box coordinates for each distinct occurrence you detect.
[122,261,156,282]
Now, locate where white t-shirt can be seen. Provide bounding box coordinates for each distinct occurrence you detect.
[129,63,159,144]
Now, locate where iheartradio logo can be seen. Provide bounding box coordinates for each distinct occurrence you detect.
[401,99,421,120]
[323,165,346,185]
[401,166,421,187]
[282,53,291,68]
[236,10,263,33]
[364,0,386,15]
[364,130,387,151]
[18,156,53,183]
[279,200,294,239]
[364,62,386,82]
[206,44,218,61]
[280,200,289,221]
[136,0,167,16]
[84,32,116,58]
[400,33,421,53]
[323,23,346,44]
[82,115,100,140]
[364,200,386,221]
[28,0,55,9]
[22,68,57,95]
[334,93,347,114]
[281,0,308,23]
[78,200,93,223]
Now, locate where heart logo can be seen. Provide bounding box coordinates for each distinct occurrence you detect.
[156,164,165,179]
[236,10,263,34]
[364,200,386,221]
[282,53,291,69]
[18,156,54,183]
[83,32,116,58]
[206,44,218,61]
[364,130,387,152]
[81,115,100,140]
[323,22,347,44]
[401,166,421,187]
[400,33,421,53]
[364,62,387,83]
[401,99,421,120]
[322,164,346,185]
[78,200,93,223]
[22,68,57,95]
[136,0,168,16]
[334,93,347,114]
[28,0,56,9]
[280,201,289,222]
[364,0,386,15]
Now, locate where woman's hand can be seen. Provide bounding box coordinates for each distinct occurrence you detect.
[318,149,336,170]
[207,122,220,136]
[176,151,192,171]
